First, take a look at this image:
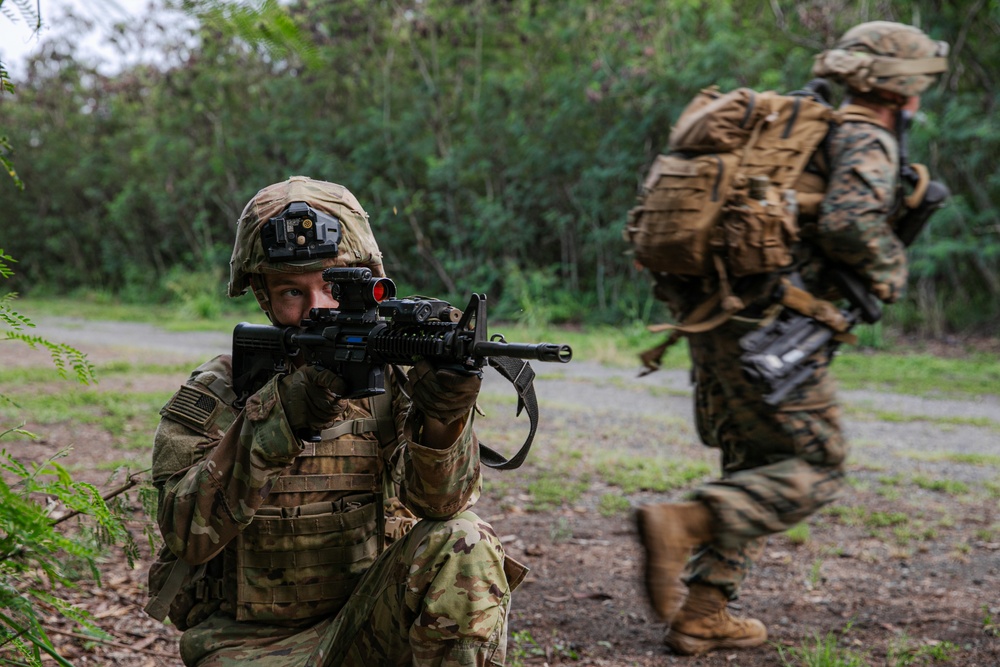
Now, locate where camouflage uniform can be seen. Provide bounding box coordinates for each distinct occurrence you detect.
[149,176,524,666]
[684,118,901,599]
[634,22,948,656]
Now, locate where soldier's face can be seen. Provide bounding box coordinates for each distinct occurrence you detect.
[264,271,339,327]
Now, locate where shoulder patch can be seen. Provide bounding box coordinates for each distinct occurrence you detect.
[161,385,225,435]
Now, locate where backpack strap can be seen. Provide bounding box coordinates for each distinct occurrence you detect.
[837,103,891,130]
[638,290,731,376]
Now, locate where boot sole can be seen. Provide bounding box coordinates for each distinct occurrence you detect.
[665,628,768,656]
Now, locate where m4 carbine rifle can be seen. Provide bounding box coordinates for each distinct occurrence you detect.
[232,267,572,469]
[740,155,950,406]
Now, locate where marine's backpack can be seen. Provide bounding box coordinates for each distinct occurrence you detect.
[624,85,837,296]
[624,84,885,373]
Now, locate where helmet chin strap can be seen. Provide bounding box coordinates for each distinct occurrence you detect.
[250,274,278,324]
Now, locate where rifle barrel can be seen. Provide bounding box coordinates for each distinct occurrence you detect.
[474,341,572,363]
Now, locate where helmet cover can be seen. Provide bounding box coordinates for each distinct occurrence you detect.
[229,176,384,299]
[813,21,949,96]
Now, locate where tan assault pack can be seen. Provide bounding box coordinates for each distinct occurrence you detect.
[625,86,835,300]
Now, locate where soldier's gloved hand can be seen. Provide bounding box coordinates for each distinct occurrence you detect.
[278,365,349,434]
[406,359,482,426]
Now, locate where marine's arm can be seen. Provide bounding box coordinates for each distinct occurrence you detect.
[816,123,906,303]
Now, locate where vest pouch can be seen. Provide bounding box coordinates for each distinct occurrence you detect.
[722,184,798,278]
[630,152,741,275]
[235,499,379,623]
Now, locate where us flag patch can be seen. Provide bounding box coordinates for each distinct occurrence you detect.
[163,386,219,431]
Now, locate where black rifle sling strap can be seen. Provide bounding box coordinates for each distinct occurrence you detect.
[478,356,540,471]
[144,559,203,622]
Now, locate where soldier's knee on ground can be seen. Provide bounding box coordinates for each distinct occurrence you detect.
[401,512,511,666]
[403,511,510,640]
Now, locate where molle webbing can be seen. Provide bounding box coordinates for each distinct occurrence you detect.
[319,418,380,440]
[270,472,377,494]
[297,439,379,457]
[235,500,379,622]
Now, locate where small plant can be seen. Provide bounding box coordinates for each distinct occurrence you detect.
[983,605,999,638]
[549,517,573,543]
[597,492,631,517]
[865,511,909,529]
[526,475,589,511]
[913,475,969,496]
[776,626,870,666]
[807,558,823,589]
[508,630,544,667]
[786,523,811,545]
[597,454,710,494]
[887,634,961,665]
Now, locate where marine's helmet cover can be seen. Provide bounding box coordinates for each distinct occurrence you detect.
[229,176,385,304]
[813,21,949,97]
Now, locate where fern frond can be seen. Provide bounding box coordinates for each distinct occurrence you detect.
[1,332,96,385]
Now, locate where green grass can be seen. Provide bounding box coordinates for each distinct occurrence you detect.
[905,451,1000,467]
[834,349,1000,398]
[777,629,870,666]
[0,387,172,450]
[597,493,632,517]
[525,476,590,511]
[0,360,193,386]
[596,453,711,493]
[822,505,910,530]
[785,523,811,545]
[844,406,1000,431]
[17,294,260,332]
[912,475,969,496]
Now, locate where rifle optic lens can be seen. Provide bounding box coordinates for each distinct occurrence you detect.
[371,279,395,302]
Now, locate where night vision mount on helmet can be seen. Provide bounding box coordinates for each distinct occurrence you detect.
[261,201,343,262]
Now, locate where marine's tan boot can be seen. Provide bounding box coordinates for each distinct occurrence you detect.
[634,502,714,622]
[665,584,767,655]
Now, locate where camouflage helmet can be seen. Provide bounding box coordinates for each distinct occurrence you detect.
[813,21,948,97]
[229,176,384,300]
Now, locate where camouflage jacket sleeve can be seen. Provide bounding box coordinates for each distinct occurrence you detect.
[153,357,305,565]
[816,121,907,303]
[390,367,482,521]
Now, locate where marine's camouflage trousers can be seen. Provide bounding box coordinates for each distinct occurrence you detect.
[683,318,848,599]
[179,511,519,667]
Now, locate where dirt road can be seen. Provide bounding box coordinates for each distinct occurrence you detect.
[6,317,999,666]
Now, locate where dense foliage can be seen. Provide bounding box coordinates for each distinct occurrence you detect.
[1,0,997,331]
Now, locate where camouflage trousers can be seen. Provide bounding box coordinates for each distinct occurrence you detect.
[179,511,519,666]
[683,319,847,599]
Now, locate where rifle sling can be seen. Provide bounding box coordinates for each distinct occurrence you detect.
[478,356,539,471]
[144,558,202,622]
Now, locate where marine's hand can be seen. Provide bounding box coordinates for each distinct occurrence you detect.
[278,365,349,433]
[406,359,482,426]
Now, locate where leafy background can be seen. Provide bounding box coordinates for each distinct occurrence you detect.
[1,0,997,333]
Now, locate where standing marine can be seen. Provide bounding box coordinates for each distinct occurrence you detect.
[634,22,949,655]
[146,176,526,666]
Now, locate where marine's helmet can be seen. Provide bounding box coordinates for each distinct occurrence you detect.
[813,21,949,97]
[229,176,384,309]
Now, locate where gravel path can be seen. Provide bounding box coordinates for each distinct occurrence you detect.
[27,315,1000,488]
